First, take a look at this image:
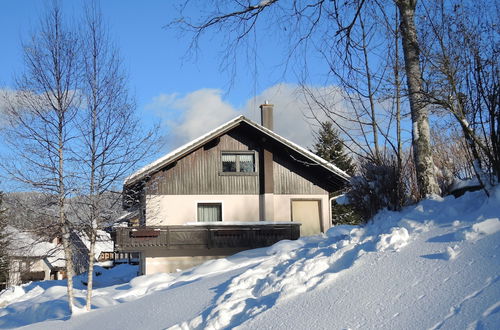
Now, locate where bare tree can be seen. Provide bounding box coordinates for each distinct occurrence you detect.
[303,4,403,166]
[169,0,441,197]
[418,0,499,192]
[395,0,440,196]
[74,2,158,311]
[0,191,9,290]
[1,3,80,312]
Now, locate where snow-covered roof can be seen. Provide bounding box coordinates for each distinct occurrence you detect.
[125,116,350,186]
[114,210,139,223]
[6,226,65,268]
[77,230,114,261]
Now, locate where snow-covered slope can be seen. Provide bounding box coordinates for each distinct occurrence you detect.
[1,188,499,329]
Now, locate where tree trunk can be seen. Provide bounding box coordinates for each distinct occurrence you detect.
[394,7,404,209]
[59,115,75,313]
[360,17,380,164]
[396,0,440,197]
[85,230,96,311]
[60,223,75,312]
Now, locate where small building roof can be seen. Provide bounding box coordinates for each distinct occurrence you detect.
[77,230,114,260]
[6,226,65,268]
[125,116,350,186]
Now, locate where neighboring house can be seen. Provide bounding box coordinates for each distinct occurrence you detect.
[6,226,66,287]
[74,230,115,268]
[115,104,350,275]
[5,227,97,288]
[113,210,140,227]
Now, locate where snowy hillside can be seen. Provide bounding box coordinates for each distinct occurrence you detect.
[1,188,499,329]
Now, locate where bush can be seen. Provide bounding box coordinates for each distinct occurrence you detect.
[347,157,405,221]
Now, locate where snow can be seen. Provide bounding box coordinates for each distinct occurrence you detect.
[1,187,499,329]
[332,193,349,205]
[450,177,481,192]
[375,227,410,252]
[460,218,500,241]
[413,121,419,141]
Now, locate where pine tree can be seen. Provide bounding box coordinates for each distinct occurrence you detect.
[312,122,355,175]
[313,122,364,225]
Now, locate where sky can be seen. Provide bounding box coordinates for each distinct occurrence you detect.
[0,0,336,155]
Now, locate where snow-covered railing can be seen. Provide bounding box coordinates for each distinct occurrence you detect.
[113,223,301,251]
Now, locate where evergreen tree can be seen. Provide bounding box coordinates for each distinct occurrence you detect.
[312,122,355,175]
[313,122,364,225]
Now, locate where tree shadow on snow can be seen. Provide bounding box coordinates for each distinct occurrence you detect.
[0,298,71,328]
[427,232,459,243]
[183,266,269,329]
[420,253,448,260]
[191,237,377,329]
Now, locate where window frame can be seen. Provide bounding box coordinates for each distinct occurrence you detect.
[197,202,223,222]
[219,150,258,176]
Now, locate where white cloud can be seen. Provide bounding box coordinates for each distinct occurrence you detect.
[146,89,242,150]
[146,83,349,151]
[0,89,17,128]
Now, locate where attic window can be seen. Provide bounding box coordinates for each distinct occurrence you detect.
[221,152,255,173]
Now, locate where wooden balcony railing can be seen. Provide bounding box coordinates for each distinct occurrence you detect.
[113,223,301,252]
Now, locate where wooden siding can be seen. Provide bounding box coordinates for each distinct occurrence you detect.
[142,124,338,197]
[146,132,259,195]
[273,154,327,195]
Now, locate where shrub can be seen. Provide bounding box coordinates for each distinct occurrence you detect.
[347,157,405,220]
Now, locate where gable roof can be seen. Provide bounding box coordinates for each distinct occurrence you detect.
[6,226,65,268]
[75,230,114,260]
[125,116,351,186]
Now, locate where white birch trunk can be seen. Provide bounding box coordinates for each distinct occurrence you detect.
[396,0,441,197]
[85,230,96,311]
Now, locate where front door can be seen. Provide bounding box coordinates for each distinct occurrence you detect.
[291,200,322,236]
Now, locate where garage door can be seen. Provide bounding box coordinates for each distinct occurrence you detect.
[291,200,322,236]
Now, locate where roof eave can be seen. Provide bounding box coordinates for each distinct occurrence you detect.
[124,115,245,186]
[124,115,351,187]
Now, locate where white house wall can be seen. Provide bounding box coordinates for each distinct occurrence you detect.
[146,194,260,225]
[145,193,330,231]
[7,258,52,287]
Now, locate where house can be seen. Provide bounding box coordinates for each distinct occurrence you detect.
[4,226,109,288]
[5,226,66,287]
[115,103,350,275]
[74,230,116,268]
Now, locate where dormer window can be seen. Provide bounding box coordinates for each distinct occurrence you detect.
[221,152,256,174]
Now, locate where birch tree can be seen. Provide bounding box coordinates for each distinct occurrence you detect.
[75,2,157,311]
[1,3,79,312]
[395,0,440,196]
[0,191,9,290]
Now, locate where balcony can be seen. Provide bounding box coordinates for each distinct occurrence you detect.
[114,223,301,252]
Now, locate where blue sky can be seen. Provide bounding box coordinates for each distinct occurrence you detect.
[1,0,332,152]
[0,1,269,103]
[1,0,406,186]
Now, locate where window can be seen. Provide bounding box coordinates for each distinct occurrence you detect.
[221,152,255,173]
[197,203,222,222]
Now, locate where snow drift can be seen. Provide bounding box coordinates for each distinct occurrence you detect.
[0,187,499,329]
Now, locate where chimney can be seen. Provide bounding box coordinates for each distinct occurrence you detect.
[260,101,274,130]
[258,101,274,221]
